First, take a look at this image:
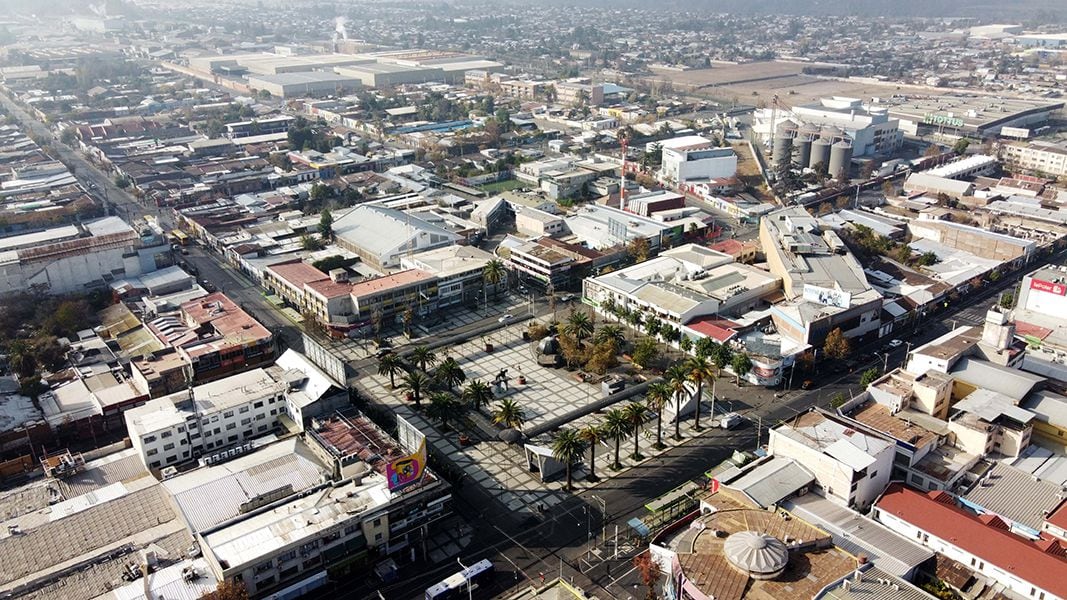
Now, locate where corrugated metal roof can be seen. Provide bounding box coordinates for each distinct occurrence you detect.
[961,462,1063,531]
[725,457,814,509]
[785,494,932,578]
[949,357,1043,401]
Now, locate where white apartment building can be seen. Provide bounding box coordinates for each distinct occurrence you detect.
[125,369,290,470]
[1001,141,1067,177]
[768,410,894,510]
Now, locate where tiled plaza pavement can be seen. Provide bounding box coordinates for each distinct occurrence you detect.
[357,323,728,512]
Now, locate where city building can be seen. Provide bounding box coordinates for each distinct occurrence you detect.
[768,409,895,510]
[759,207,883,347]
[649,486,859,600]
[583,243,779,328]
[335,62,444,88]
[564,203,681,252]
[125,349,344,470]
[349,269,439,322]
[755,97,904,157]
[400,245,500,309]
[883,96,1064,137]
[198,411,452,597]
[246,72,363,98]
[164,292,274,382]
[332,205,462,270]
[1001,141,1067,178]
[873,483,1067,600]
[658,135,737,185]
[0,216,170,295]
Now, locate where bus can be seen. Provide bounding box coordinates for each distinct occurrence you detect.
[425,559,494,600]
[169,230,190,246]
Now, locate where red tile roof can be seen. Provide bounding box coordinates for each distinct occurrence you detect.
[266,260,328,289]
[349,269,435,299]
[1047,499,1067,532]
[684,316,740,343]
[1015,320,1053,341]
[876,484,1067,597]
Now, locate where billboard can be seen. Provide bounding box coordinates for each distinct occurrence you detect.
[386,438,426,492]
[1030,278,1067,296]
[301,333,347,385]
[1001,126,1031,139]
[802,284,851,309]
[922,113,965,128]
[396,414,426,455]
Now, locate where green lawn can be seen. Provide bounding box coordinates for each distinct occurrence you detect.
[478,179,529,194]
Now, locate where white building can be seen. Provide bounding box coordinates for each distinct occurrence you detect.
[0,217,170,296]
[873,483,1067,600]
[333,205,462,269]
[768,410,894,510]
[1001,141,1067,177]
[658,135,737,185]
[755,97,904,157]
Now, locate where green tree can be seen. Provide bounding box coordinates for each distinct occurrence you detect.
[564,310,595,346]
[462,379,494,411]
[830,392,848,409]
[594,324,626,353]
[678,336,693,354]
[483,258,507,300]
[401,371,431,408]
[318,209,333,241]
[624,402,649,460]
[434,357,466,392]
[114,174,130,189]
[731,353,753,385]
[377,353,403,388]
[300,234,324,251]
[585,340,619,375]
[579,423,605,481]
[664,363,689,441]
[860,368,881,387]
[604,408,631,469]
[628,237,651,263]
[645,381,672,449]
[823,327,852,360]
[694,337,717,359]
[308,183,331,210]
[952,138,970,155]
[551,428,586,490]
[492,398,526,431]
[917,251,940,266]
[410,346,438,373]
[426,392,466,431]
[685,356,716,431]
[711,343,733,371]
[631,336,659,369]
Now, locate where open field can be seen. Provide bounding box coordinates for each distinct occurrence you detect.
[479,178,530,194]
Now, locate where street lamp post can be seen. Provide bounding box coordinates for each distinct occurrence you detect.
[457,558,473,600]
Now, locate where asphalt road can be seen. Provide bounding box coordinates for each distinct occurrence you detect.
[0,89,162,227]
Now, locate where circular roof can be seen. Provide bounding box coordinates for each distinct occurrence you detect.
[723,531,789,577]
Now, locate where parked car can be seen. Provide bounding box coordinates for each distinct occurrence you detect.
[498,313,514,323]
[720,413,743,430]
[887,339,904,348]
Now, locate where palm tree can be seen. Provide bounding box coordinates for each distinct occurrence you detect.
[564,310,594,346]
[551,428,587,491]
[645,381,672,450]
[623,402,649,460]
[377,353,403,389]
[492,398,526,431]
[594,324,626,353]
[483,258,506,300]
[426,392,466,431]
[434,356,466,391]
[604,408,630,469]
[685,355,716,431]
[664,363,689,441]
[462,379,494,412]
[410,346,438,373]
[579,424,605,481]
[401,371,431,408]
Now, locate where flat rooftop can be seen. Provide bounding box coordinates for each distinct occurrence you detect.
[847,401,938,449]
[663,489,853,600]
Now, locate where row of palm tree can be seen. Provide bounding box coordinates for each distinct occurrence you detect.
[550,400,653,490]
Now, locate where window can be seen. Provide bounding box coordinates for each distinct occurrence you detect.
[190,432,201,439]
[177,426,185,433]
[150,461,161,468]
[226,423,236,430]
[239,406,249,414]
[254,401,263,408]
[278,550,297,562]
[143,435,157,443]
[223,411,234,418]
[241,418,251,426]
[182,450,190,458]
[868,471,877,479]
[163,443,175,451]
[256,413,266,420]
[270,409,277,416]
[147,449,158,456]
[374,532,383,541]
[228,435,238,443]
[213,427,221,435]
[258,425,268,432]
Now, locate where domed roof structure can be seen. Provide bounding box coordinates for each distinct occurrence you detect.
[723,531,789,580]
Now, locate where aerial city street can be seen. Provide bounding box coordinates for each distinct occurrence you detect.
[1,1,1067,599]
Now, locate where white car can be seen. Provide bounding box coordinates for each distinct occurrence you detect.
[887,339,904,348]
[719,412,743,430]
[497,314,514,323]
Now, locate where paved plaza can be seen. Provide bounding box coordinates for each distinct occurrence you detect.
[356,321,740,517]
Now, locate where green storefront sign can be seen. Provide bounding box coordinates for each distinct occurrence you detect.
[923,113,965,128]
